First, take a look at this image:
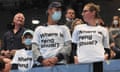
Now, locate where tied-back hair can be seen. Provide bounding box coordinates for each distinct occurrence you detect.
[84,2,100,18]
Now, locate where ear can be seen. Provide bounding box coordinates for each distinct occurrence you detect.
[92,11,96,17]
[65,13,67,18]
[48,8,52,15]
[21,36,25,44]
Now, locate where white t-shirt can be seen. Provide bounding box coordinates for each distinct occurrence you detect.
[11,49,34,71]
[72,24,110,63]
[32,25,71,59]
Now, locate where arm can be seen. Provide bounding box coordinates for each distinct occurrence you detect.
[72,43,78,64]
[32,43,52,66]
[48,26,72,65]
[72,26,79,64]
[56,26,72,62]
[103,28,111,60]
[2,58,11,72]
[47,41,71,66]
[56,41,72,61]
[32,43,44,62]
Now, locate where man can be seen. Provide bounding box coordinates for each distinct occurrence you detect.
[64,8,76,30]
[32,2,71,66]
[2,13,26,59]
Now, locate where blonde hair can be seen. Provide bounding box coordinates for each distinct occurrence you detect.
[71,18,83,31]
[84,3,100,18]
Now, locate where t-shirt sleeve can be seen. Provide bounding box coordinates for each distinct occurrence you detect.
[103,28,110,48]
[62,26,71,42]
[11,51,19,64]
[72,26,79,43]
[32,27,41,45]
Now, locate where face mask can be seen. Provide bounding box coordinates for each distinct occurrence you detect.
[52,11,62,21]
[24,38,32,46]
[113,20,118,25]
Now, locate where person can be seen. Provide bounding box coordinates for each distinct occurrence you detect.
[2,13,26,59]
[71,18,84,32]
[0,57,11,72]
[68,18,83,63]
[0,39,11,72]
[72,3,110,72]
[32,2,71,66]
[109,16,120,59]
[64,8,76,30]
[11,29,34,72]
[109,16,120,49]
[96,17,105,26]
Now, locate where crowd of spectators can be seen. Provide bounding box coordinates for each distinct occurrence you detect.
[0,1,120,72]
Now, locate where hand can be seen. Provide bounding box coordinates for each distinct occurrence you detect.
[104,54,109,60]
[42,59,52,66]
[3,50,11,58]
[48,57,58,66]
[74,56,79,64]
[110,50,116,59]
[10,50,16,56]
[112,34,118,38]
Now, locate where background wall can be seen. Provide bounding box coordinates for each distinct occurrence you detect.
[0,0,120,39]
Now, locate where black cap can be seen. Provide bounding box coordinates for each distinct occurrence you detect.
[48,2,62,9]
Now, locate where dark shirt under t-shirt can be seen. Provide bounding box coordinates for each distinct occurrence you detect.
[2,27,26,50]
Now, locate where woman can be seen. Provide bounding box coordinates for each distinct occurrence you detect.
[72,3,110,72]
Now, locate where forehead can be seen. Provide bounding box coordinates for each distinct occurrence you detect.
[113,16,119,19]
[14,13,24,18]
[67,9,75,13]
[24,34,33,38]
[50,7,61,11]
[83,6,90,10]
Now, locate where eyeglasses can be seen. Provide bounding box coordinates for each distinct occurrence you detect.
[82,10,90,13]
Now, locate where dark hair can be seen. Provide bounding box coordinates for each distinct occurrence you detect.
[23,33,33,38]
[65,7,75,14]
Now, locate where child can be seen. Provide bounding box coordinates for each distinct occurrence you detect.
[11,29,34,72]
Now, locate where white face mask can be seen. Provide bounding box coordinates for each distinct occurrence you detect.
[113,20,118,25]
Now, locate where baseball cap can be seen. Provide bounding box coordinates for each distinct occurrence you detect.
[23,29,34,37]
[48,2,62,9]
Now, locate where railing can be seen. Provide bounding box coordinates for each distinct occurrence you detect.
[11,59,120,72]
[103,59,120,72]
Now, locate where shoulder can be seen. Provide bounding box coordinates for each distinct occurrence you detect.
[98,25,108,31]
[97,26,109,35]
[59,25,70,31]
[59,25,69,29]
[74,24,86,30]
[19,27,26,33]
[3,30,12,36]
[21,27,26,30]
[35,25,45,31]
[17,49,25,52]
